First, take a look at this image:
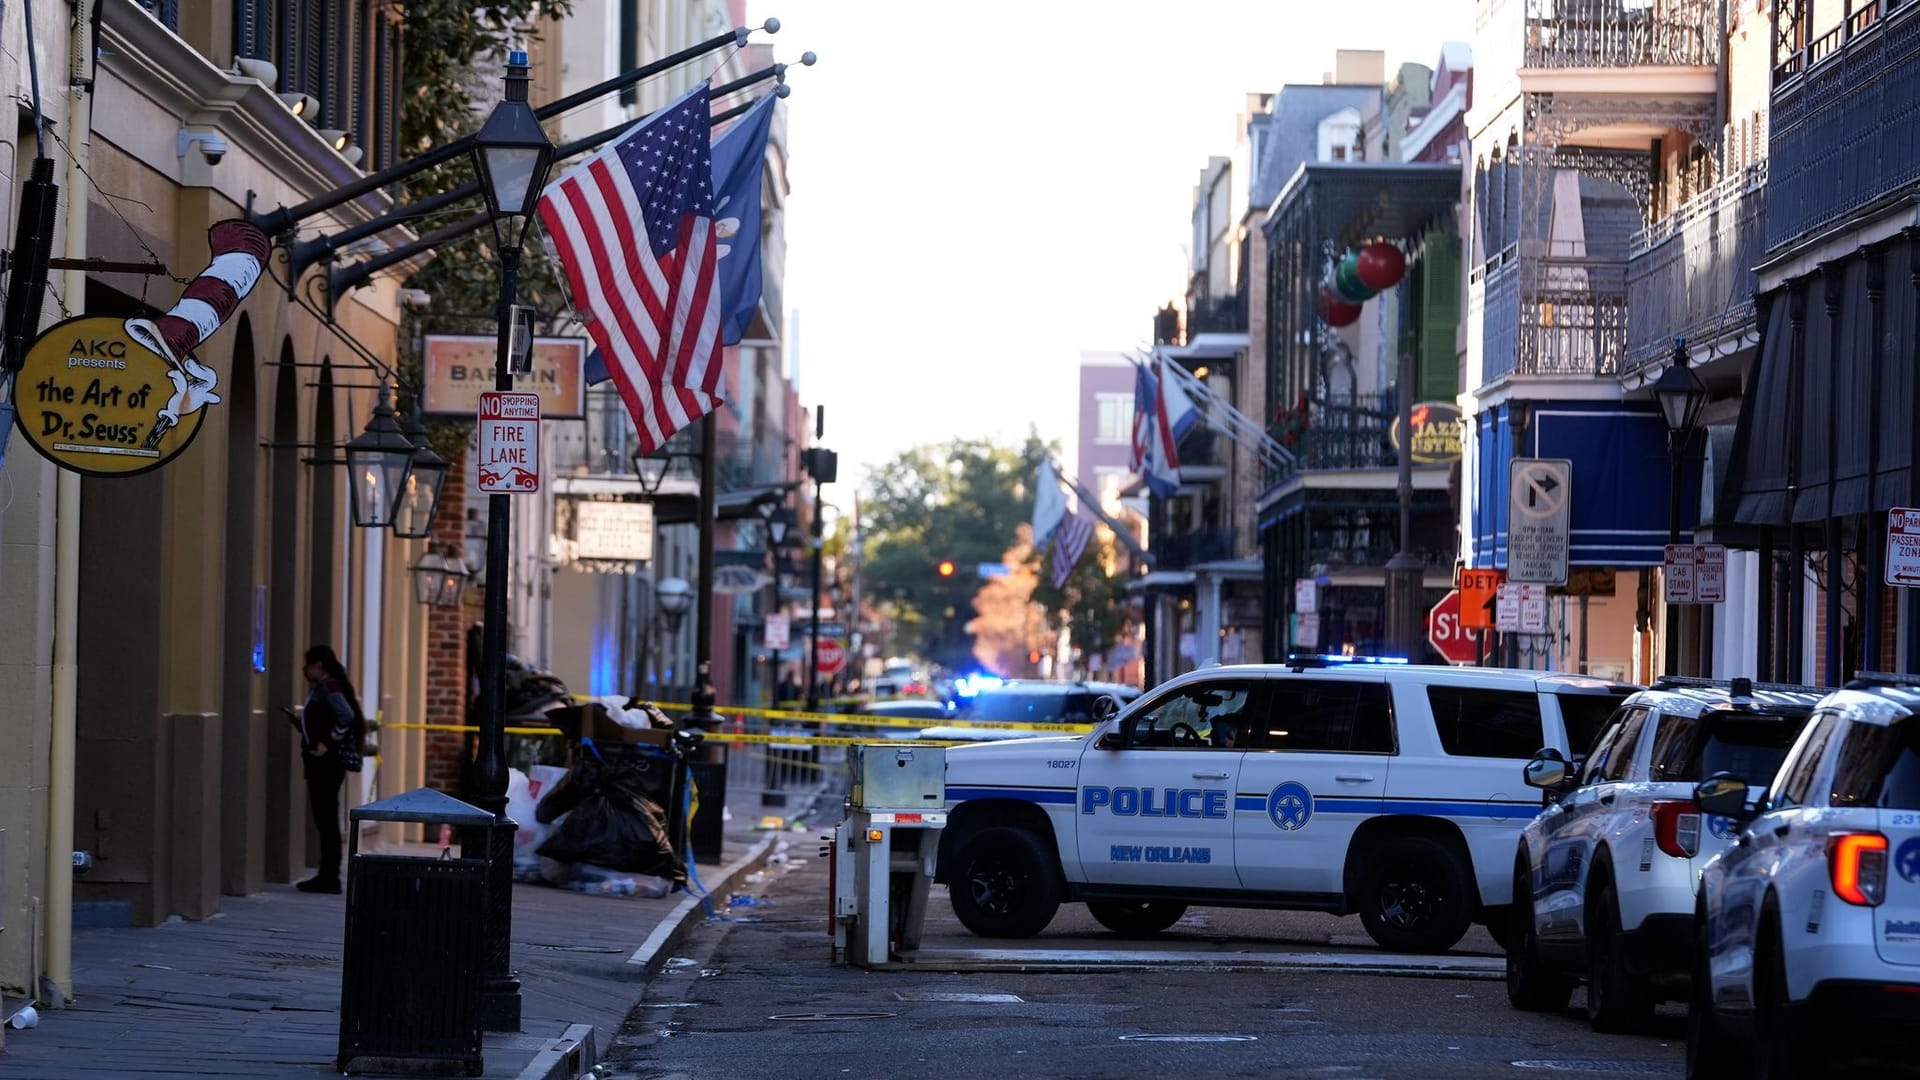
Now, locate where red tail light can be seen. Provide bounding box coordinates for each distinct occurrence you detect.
[1652,800,1701,858]
[1830,833,1890,907]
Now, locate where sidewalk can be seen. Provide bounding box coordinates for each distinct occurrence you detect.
[0,789,826,1079]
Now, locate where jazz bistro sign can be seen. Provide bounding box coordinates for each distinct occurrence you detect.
[12,315,207,477]
[421,334,586,419]
[1389,401,1464,465]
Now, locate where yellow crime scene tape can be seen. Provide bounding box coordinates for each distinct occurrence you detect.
[379,721,974,748]
[645,699,1092,734]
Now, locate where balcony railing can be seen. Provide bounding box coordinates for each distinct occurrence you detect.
[1157,527,1235,571]
[1520,0,1720,68]
[1269,392,1399,477]
[1480,255,1628,382]
[1625,162,1767,370]
[1186,296,1246,337]
[1768,0,1920,250]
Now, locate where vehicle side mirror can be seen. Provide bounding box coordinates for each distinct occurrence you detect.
[1090,695,1121,724]
[1693,772,1753,819]
[1095,730,1125,751]
[1523,748,1570,790]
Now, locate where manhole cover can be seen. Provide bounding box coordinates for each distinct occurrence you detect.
[1119,1034,1259,1043]
[1511,1063,1684,1075]
[768,1012,897,1022]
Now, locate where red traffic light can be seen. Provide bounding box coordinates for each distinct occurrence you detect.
[937,560,956,577]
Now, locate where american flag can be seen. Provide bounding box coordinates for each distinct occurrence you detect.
[1130,361,1153,472]
[538,85,722,452]
[1050,515,1096,590]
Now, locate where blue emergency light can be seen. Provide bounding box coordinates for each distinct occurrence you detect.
[1284,653,1411,668]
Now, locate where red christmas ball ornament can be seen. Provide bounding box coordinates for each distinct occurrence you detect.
[1318,284,1362,327]
[1355,242,1407,290]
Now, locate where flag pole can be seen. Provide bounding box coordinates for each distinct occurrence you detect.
[326,87,794,299]
[1047,455,1154,568]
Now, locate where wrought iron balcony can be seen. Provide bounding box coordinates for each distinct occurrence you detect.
[1625,162,1767,371]
[1478,254,1629,382]
[1268,392,1399,478]
[1186,295,1246,337]
[1156,527,1235,571]
[1768,0,1920,250]
[1511,0,1720,68]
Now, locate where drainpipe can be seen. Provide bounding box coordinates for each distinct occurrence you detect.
[45,0,98,1004]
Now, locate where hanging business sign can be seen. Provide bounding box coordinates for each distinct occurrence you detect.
[571,499,654,562]
[1389,401,1464,465]
[12,316,211,476]
[10,221,271,477]
[421,334,587,419]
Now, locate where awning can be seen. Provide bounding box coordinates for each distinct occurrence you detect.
[1123,570,1196,593]
[651,481,800,525]
[1723,259,1916,525]
[1471,401,1693,568]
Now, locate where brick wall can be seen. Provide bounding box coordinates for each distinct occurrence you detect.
[424,445,471,792]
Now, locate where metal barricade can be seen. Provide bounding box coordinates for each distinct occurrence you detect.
[336,788,493,1077]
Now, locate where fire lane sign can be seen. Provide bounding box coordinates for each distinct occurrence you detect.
[1889,508,1920,587]
[477,391,541,494]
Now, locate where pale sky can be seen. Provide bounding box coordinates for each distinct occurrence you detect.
[745,0,1472,491]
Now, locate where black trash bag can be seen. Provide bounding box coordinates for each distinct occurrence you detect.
[534,743,684,883]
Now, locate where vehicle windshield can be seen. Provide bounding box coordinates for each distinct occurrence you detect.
[1556,691,1633,757]
[963,690,1083,724]
[1649,710,1808,785]
[1831,716,1920,809]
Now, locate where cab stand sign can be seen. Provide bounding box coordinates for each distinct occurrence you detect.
[13,315,214,476]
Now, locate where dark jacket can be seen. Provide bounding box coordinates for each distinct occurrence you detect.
[298,676,361,759]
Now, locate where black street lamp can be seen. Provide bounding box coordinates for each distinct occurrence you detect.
[633,446,671,496]
[1653,342,1709,677]
[801,443,837,711]
[466,49,555,1033]
[656,576,693,634]
[767,506,793,547]
[393,399,451,540]
[344,383,417,529]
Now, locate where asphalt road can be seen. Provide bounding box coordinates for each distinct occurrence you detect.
[601,842,1686,1080]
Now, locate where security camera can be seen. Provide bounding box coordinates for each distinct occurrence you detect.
[397,288,431,310]
[177,129,229,166]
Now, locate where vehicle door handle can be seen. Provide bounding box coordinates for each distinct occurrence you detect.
[1599,793,1615,805]
[1334,774,1375,783]
[1191,771,1229,780]
[1773,823,1791,838]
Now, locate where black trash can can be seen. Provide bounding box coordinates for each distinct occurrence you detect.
[335,788,496,1077]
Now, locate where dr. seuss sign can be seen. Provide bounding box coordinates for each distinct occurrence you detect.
[9,220,270,477]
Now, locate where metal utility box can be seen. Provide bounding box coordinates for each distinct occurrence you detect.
[337,788,494,1077]
[849,744,945,810]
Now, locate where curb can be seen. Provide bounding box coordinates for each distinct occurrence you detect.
[512,831,784,1080]
[879,947,1506,981]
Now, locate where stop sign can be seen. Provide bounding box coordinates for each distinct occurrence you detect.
[814,638,847,676]
[1427,590,1482,665]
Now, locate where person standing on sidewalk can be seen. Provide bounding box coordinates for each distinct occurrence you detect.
[284,645,365,894]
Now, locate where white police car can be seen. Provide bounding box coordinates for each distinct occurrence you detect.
[1687,673,1920,1079]
[1504,677,1825,1032]
[935,656,1634,952]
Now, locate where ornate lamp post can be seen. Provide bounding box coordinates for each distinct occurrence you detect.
[465,48,555,1032]
[1652,343,1709,678]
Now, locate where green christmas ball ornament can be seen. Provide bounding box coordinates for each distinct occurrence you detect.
[1334,256,1377,303]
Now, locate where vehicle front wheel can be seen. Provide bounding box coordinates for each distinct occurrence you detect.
[1354,836,1476,954]
[1087,901,1188,938]
[1585,877,1655,1033]
[947,826,1063,939]
[1507,858,1574,1012]
[1685,909,1746,1080]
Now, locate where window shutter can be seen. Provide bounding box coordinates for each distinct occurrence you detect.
[1418,235,1461,402]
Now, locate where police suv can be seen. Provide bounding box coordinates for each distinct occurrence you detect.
[935,656,1633,953]
[1504,677,1825,1032]
[1687,673,1920,1080]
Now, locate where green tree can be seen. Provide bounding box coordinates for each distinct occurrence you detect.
[860,433,1052,669]
[1030,535,1128,665]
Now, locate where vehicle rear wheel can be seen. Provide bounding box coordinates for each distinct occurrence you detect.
[1686,908,1746,1080]
[1507,858,1574,1012]
[947,826,1063,939]
[1087,901,1188,938]
[1355,836,1475,954]
[1585,877,1655,1033]
[1751,913,1811,1080]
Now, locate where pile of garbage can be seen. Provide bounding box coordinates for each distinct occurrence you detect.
[506,697,694,899]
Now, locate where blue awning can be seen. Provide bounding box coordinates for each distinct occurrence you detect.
[1471,401,1697,568]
